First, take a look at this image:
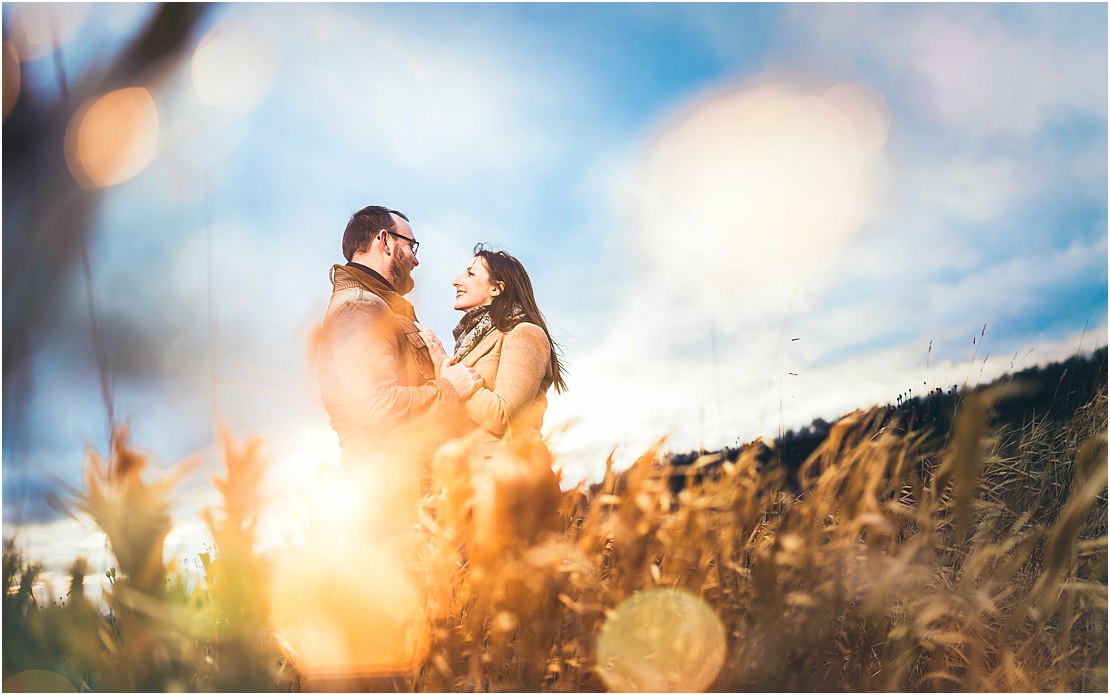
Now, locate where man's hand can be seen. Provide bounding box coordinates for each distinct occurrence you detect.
[441,361,483,400]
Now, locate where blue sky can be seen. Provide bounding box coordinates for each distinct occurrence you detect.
[3,2,1107,586]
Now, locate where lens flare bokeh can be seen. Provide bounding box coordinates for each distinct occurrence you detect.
[190,22,278,109]
[3,42,21,119]
[3,668,78,693]
[64,87,160,189]
[634,80,891,295]
[820,82,890,155]
[596,587,727,692]
[10,4,89,60]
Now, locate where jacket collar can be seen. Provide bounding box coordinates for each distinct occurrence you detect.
[347,261,394,291]
[331,263,417,321]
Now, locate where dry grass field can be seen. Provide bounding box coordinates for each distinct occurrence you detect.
[4,375,1107,692]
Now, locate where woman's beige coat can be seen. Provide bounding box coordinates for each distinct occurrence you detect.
[455,322,552,452]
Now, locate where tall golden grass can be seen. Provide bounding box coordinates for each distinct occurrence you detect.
[4,385,1107,692]
[4,431,295,692]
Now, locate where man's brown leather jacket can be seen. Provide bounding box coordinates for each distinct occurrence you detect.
[317,264,461,465]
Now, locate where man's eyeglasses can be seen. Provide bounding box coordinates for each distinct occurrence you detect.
[384,229,419,256]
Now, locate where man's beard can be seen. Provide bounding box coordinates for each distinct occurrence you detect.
[389,262,415,295]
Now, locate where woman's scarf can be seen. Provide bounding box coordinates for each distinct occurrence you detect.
[452,304,524,361]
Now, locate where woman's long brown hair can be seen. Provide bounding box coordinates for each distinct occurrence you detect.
[474,244,568,394]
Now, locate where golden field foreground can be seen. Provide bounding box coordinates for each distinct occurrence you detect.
[4,377,1107,692]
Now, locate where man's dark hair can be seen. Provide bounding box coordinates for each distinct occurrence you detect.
[342,205,409,261]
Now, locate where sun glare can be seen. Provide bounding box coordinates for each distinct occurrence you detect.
[269,462,430,682]
[310,474,359,528]
[270,536,428,683]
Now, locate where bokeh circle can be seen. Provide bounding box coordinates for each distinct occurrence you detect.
[596,587,727,692]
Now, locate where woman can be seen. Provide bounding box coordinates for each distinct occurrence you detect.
[418,244,566,456]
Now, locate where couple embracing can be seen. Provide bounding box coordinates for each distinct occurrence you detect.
[316,204,567,538]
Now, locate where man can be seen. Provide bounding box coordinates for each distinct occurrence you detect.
[301,206,478,685]
[318,205,482,469]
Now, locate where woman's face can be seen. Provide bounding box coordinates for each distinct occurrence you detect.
[453,257,500,311]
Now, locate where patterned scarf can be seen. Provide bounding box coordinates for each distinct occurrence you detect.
[452,304,524,361]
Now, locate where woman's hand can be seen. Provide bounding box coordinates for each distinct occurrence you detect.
[415,322,448,365]
[440,361,483,400]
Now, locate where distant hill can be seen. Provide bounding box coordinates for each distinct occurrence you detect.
[664,346,1108,491]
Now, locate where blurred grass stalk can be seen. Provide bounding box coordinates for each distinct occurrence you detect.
[4,428,294,692]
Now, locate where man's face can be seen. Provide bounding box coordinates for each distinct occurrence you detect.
[387,214,419,295]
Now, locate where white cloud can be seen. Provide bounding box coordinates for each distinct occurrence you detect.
[782,4,1106,137]
[547,259,1107,485]
[930,234,1105,316]
[905,153,1026,224]
[4,518,113,588]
